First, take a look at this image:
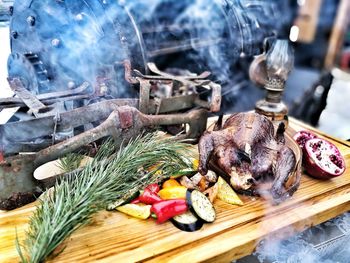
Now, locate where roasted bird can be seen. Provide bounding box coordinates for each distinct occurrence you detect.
[198,112,301,203]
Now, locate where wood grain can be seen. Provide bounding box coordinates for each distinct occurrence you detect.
[1,118,350,262]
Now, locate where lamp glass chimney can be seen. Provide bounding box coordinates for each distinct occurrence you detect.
[266,39,294,83]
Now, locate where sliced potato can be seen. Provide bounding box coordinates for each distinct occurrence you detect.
[217,176,243,206]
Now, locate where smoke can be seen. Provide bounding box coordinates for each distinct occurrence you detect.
[250,212,350,263]
[122,0,292,113]
[125,0,289,82]
[9,0,290,101]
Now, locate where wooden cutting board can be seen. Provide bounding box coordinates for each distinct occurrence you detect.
[1,118,350,263]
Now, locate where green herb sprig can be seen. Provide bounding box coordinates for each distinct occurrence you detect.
[16,133,191,263]
[57,153,84,173]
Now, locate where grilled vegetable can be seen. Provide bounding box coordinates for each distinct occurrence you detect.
[217,176,243,205]
[204,170,217,183]
[197,176,209,192]
[116,203,151,219]
[203,182,219,203]
[190,173,203,185]
[184,172,209,191]
[192,159,199,170]
[171,211,203,232]
[162,179,181,188]
[186,189,216,223]
[150,199,188,223]
[145,183,160,193]
[106,190,140,210]
[147,163,163,176]
[179,175,196,189]
[130,197,141,204]
[158,186,187,200]
[170,168,196,179]
[139,188,162,204]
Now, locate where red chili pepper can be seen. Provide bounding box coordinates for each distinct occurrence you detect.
[150,199,188,224]
[139,189,162,204]
[145,183,160,193]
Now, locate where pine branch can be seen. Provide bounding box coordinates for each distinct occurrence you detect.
[57,153,84,173]
[16,133,191,263]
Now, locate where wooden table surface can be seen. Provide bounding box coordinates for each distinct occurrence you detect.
[1,118,350,263]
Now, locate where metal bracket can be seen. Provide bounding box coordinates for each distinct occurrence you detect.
[8,78,48,117]
[1,81,91,109]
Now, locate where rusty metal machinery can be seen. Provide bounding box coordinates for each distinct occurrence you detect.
[1,61,221,154]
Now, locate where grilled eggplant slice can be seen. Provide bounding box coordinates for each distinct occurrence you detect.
[171,211,203,232]
[186,189,216,223]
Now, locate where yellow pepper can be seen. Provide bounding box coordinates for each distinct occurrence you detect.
[147,163,163,176]
[192,159,199,171]
[158,186,187,200]
[162,178,181,189]
[116,203,151,219]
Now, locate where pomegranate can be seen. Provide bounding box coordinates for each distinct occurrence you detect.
[293,130,318,148]
[303,138,346,179]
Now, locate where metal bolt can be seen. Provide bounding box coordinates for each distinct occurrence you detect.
[75,13,83,21]
[51,38,60,47]
[11,31,18,39]
[99,83,108,95]
[27,16,35,26]
[9,6,13,16]
[67,81,76,89]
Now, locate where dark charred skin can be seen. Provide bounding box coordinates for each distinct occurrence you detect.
[198,132,215,175]
[251,143,275,179]
[271,146,299,203]
[198,112,300,203]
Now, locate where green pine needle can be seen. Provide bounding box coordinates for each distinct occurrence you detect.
[16,133,191,263]
[57,153,84,173]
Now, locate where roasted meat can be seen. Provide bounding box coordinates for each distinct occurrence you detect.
[198,112,300,203]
